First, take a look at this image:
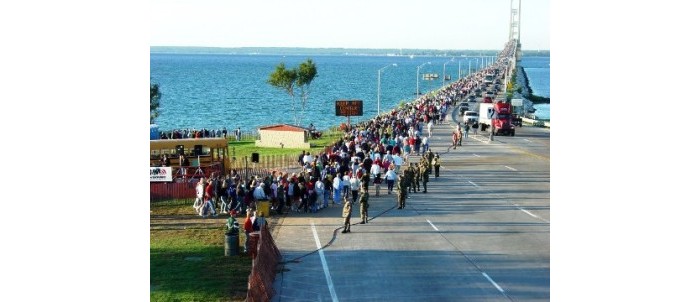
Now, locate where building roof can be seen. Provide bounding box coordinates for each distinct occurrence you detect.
[258,124,308,132]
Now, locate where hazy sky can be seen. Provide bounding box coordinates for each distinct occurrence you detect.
[151,0,549,50]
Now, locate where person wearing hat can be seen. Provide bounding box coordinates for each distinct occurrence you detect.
[419,159,429,193]
[432,154,441,178]
[359,186,370,224]
[341,197,353,233]
[397,171,408,209]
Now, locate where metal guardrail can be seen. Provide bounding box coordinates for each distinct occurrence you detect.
[522,117,550,128]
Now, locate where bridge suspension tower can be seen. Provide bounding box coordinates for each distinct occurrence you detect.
[509,0,522,61]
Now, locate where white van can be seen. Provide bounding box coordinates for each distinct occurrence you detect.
[463,111,478,125]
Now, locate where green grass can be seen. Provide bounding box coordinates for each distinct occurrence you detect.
[228,129,343,159]
[151,202,250,302]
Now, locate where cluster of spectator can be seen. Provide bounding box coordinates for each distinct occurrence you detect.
[195,39,520,219]
[159,127,243,141]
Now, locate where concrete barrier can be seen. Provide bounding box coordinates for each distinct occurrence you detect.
[521,117,550,128]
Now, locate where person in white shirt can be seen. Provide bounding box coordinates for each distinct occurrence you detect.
[393,153,403,173]
[315,178,325,209]
[384,168,397,195]
[342,172,351,199]
[349,173,361,203]
[333,173,342,205]
[253,183,267,201]
[302,151,313,165]
[193,178,205,215]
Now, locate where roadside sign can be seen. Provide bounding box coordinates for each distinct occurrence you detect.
[335,100,363,116]
[511,98,523,106]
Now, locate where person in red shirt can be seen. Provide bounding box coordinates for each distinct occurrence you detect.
[202,178,218,217]
[243,209,254,254]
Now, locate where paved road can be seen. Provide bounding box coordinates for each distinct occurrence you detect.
[270,106,550,301]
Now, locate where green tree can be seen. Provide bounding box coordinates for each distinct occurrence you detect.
[267,63,298,124]
[296,59,317,125]
[150,83,162,124]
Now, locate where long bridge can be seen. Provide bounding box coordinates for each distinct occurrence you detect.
[268,1,550,301]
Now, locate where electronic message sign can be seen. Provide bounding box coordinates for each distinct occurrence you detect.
[335,100,363,116]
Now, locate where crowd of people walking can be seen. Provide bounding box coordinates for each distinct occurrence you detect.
[191,40,520,231]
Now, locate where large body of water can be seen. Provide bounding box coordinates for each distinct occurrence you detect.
[520,56,550,119]
[150,53,550,131]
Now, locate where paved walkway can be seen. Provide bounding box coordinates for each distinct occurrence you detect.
[268,104,550,301]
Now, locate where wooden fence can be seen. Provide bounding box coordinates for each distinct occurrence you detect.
[229,154,300,171]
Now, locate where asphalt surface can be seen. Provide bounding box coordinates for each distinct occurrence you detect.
[270,104,550,301]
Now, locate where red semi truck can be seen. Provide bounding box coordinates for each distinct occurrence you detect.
[479,100,515,136]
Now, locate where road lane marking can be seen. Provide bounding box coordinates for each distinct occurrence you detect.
[468,181,480,187]
[524,139,531,142]
[482,272,505,293]
[473,154,481,157]
[514,204,549,223]
[504,165,517,171]
[311,221,339,302]
[519,208,538,219]
[426,219,439,231]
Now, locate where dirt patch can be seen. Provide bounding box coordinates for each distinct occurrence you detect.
[150,211,282,232]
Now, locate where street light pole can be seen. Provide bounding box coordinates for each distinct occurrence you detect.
[377,63,397,117]
[416,62,431,97]
[458,58,468,79]
[443,58,454,87]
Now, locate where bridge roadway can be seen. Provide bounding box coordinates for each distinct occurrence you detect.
[269,105,550,301]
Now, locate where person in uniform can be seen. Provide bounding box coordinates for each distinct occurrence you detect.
[397,172,407,209]
[359,170,370,194]
[427,149,435,175]
[405,164,416,193]
[432,154,441,178]
[341,197,353,233]
[359,187,369,224]
[420,161,429,193]
[412,163,420,193]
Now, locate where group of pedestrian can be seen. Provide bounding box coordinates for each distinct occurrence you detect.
[159,127,243,141]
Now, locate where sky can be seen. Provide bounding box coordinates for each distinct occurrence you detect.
[150,0,549,50]
[7,1,700,301]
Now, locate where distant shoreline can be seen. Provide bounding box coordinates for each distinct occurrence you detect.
[150,46,550,57]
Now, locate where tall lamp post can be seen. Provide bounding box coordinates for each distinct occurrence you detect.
[377,63,397,117]
[458,58,469,79]
[442,58,454,87]
[416,62,431,97]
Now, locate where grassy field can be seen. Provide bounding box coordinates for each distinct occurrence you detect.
[228,128,344,159]
[150,200,250,302]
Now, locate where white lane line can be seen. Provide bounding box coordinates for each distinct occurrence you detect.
[468,181,480,187]
[482,272,505,293]
[311,221,339,302]
[473,154,481,157]
[524,139,531,142]
[514,205,550,223]
[518,207,538,219]
[504,165,517,171]
[426,219,439,231]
